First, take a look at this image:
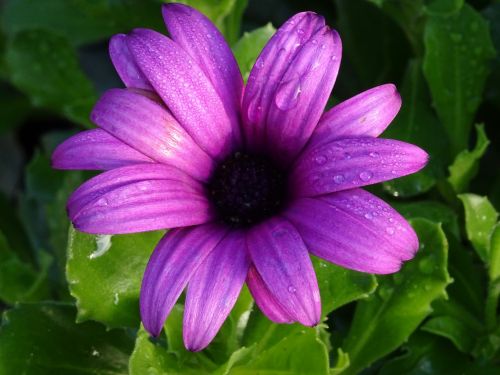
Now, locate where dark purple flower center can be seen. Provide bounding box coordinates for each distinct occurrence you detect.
[208,152,287,227]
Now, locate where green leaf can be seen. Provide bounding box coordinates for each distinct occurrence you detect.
[448,124,490,193]
[458,194,498,263]
[423,4,496,154]
[483,3,500,109]
[489,223,500,282]
[223,0,248,45]
[232,328,329,375]
[422,315,475,352]
[379,332,471,375]
[335,0,411,88]
[312,256,377,315]
[446,235,486,319]
[0,83,30,134]
[382,59,448,197]
[5,29,97,127]
[232,23,275,82]
[367,0,426,55]
[129,326,205,375]
[20,151,84,285]
[0,231,51,304]
[424,0,464,16]
[341,219,451,375]
[392,200,460,238]
[67,227,164,328]
[0,303,133,374]
[213,346,255,375]
[330,348,350,375]
[1,0,164,46]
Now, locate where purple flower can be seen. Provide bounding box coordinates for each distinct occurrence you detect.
[52,4,428,351]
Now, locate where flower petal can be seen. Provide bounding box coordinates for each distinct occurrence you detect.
[162,3,243,123]
[52,129,154,170]
[183,230,250,351]
[247,217,321,326]
[246,265,294,324]
[109,34,153,90]
[68,164,213,234]
[140,224,227,337]
[266,27,341,163]
[127,29,239,159]
[284,189,419,274]
[310,84,402,144]
[291,137,428,197]
[91,88,214,181]
[242,12,325,151]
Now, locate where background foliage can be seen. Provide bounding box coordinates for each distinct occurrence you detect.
[0,0,499,374]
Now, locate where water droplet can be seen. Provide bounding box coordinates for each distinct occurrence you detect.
[297,28,305,36]
[275,76,302,110]
[333,174,345,184]
[314,155,327,165]
[418,257,435,275]
[364,212,374,220]
[359,171,373,181]
[378,285,394,300]
[369,152,379,158]
[386,227,395,235]
[343,152,351,160]
[97,198,109,206]
[256,57,264,69]
[288,285,297,293]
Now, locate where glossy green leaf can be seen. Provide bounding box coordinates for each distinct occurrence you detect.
[458,194,498,263]
[423,4,496,154]
[446,235,486,318]
[382,60,448,197]
[232,23,275,81]
[379,332,471,375]
[223,0,248,45]
[1,0,164,46]
[67,227,163,328]
[335,0,411,88]
[21,151,83,285]
[483,3,500,109]
[0,303,133,374]
[213,346,255,375]
[489,223,500,282]
[341,219,451,374]
[422,315,475,352]
[330,348,350,375]
[129,326,205,375]
[367,0,426,54]
[5,30,97,127]
[424,0,464,16]
[312,256,377,314]
[448,124,490,193]
[232,328,329,375]
[241,257,376,352]
[391,200,459,238]
[0,231,51,304]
